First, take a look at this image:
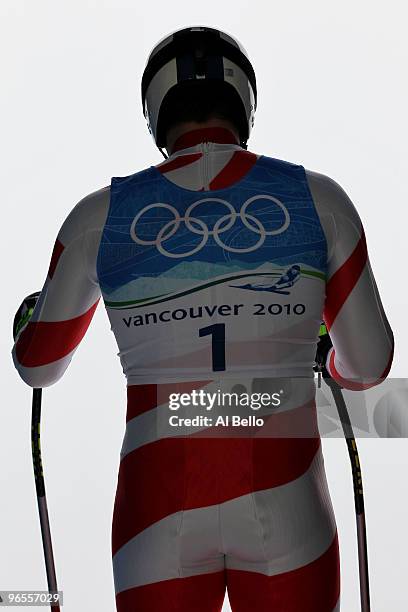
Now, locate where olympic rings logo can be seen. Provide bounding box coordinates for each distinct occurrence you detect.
[130,195,290,258]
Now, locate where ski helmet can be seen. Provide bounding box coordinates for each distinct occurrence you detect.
[141,26,257,152]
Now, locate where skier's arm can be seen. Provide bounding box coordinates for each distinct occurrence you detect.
[12,187,109,387]
[306,171,394,390]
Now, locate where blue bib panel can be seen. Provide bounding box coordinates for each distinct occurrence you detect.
[97,156,327,305]
[96,155,327,383]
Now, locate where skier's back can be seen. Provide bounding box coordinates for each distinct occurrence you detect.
[12,27,393,612]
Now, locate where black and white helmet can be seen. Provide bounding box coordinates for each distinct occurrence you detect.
[141,26,257,151]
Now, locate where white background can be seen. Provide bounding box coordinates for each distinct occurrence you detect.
[1,1,407,610]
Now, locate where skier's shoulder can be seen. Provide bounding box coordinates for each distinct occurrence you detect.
[111,165,157,191]
[255,152,306,179]
[67,165,156,232]
[64,164,157,233]
[303,168,360,223]
[57,185,111,246]
[256,154,353,207]
[255,155,363,244]
[73,185,111,225]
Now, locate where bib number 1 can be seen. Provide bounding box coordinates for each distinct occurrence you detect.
[199,323,226,372]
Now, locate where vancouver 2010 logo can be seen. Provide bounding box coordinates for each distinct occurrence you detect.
[130,195,290,258]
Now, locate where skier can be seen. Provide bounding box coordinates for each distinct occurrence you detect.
[12,26,394,611]
[231,264,301,293]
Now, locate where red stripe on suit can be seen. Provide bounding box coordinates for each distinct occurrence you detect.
[209,151,258,190]
[111,434,321,556]
[157,153,202,174]
[48,239,65,279]
[15,300,99,367]
[324,229,368,330]
[227,532,340,611]
[126,381,212,422]
[116,571,226,612]
[328,343,394,390]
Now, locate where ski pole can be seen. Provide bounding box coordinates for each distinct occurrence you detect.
[13,294,60,609]
[324,376,371,612]
[31,388,61,612]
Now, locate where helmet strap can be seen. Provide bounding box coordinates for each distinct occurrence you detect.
[159,147,168,159]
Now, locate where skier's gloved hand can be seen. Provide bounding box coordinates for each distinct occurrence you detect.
[314,322,333,379]
[13,291,41,340]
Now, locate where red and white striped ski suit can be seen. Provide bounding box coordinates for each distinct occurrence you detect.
[12,128,393,611]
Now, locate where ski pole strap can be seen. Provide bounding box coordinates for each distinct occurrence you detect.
[31,388,45,498]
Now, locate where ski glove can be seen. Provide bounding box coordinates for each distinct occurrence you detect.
[314,322,332,379]
[13,291,41,340]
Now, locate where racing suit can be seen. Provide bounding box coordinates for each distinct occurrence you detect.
[12,126,394,611]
